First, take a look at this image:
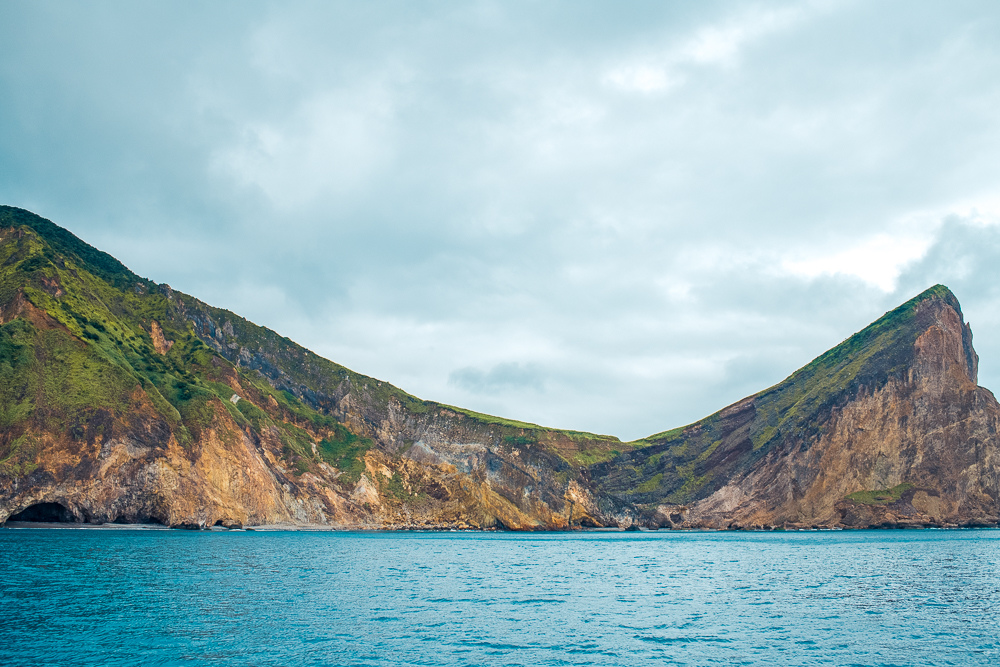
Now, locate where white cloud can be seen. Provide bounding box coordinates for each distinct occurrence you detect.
[603,65,680,94]
[944,198,1000,228]
[781,233,931,291]
[603,3,814,93]
[776,193,1000,292]
[679,5,806,66]
[210,87,396,211]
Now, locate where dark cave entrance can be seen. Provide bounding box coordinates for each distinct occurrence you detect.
[7,502,76,523]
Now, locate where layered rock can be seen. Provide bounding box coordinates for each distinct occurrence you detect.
[0,206,629,529]
[593,286,1000,528]
[2,205,999,529]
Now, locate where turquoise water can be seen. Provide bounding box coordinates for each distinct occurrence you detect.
[1,529,998,666]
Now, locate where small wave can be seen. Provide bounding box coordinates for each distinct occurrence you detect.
[635,634,733,644]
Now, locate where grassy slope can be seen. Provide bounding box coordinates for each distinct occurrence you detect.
[0,206,621,482]
[592,284,960,505]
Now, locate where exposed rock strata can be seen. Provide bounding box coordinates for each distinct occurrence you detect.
[596,288,1000,529]
[1,205,999,530]
[0,207,633,529]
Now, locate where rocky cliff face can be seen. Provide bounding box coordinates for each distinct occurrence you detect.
[0,207,630,530]
[2,205,999,529]
[592,286,1000,528]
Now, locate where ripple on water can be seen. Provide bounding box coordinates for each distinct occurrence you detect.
[1,529,999,665]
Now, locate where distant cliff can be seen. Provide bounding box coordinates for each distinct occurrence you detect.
[2,206,998,529]
[591,285,1000,528]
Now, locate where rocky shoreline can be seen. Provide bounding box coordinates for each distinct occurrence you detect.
[4,520,997,532]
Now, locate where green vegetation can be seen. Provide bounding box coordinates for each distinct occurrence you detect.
[235,398,269,430]
[846,483,914,505]
[635,473,662,493]
[382,471,408,500]
[0,434,39,478]
[696,440,723,463]
[0,210,420,479]
[441,404,545,430]
[636,425,685,445]
[0,213,287,467]
[0,320,36,432]
[666,461,712,502]
[317,429,373,486]
[565,447,623,467]
[0,318,141,432]
[752,426,777,451]
[0,206,155,292]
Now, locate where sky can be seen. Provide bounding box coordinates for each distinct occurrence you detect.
[3,1,1000,441]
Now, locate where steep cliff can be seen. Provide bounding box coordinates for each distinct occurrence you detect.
[593,285,1000,528]
[2,205,999,529]
[0,206,629,529]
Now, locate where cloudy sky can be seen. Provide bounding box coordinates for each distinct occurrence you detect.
[3,1,1000,440]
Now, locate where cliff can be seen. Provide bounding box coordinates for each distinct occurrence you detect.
[2,205,998,529]
[592,285,1000,528]
[0,206,629,529]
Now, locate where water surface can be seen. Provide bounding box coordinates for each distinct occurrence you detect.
[1,528,997,666]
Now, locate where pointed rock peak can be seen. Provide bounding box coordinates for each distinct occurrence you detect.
[607,284,988,516]
[796,285,972,382]
[913,283,957,303]
[688,286,976,449]
[908,285,978,387]
[765,283,980,440]
[898,284,964,324]
[876,284,977,386]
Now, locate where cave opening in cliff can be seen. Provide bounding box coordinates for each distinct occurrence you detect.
[7,502,75,523]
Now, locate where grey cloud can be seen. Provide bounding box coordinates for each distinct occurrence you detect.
[449,362,545,395]
[4,2,1000,439]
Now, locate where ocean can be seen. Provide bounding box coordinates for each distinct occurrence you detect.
[1,528,997,666]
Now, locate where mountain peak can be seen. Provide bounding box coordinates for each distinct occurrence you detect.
[592,284,989,526]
